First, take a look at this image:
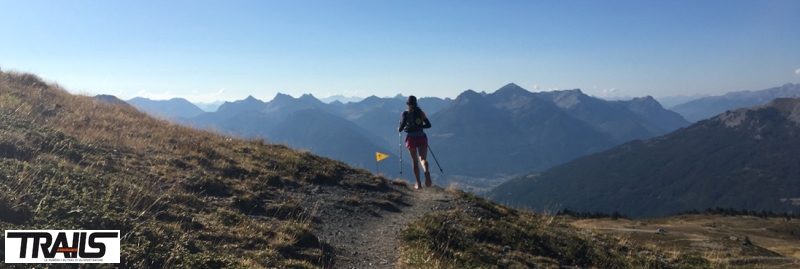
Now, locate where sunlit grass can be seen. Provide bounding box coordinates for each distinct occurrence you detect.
[0,70,354,268]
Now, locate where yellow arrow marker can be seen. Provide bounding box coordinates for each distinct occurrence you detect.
[376,152,389,162]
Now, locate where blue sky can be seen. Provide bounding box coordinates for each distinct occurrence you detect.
[2,0,799,103]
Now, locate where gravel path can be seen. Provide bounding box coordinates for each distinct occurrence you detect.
[298,178,464,269]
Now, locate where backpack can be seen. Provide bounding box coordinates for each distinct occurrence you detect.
[404,108,424,132]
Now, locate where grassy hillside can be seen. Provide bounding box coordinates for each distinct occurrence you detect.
[0,71,374,268]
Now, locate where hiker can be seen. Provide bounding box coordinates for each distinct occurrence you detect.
[398,95,432,189]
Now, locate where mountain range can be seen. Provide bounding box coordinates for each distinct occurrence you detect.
[670,83,800,122]
[189,94,400,170]
[426,84,689,183]
[489,98,800,218]
[125,84,690,191]
[129,93,454,172]
[127,97,207,119]
[318,94,364,104]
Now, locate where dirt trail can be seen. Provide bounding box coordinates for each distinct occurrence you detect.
[300,181,464,269]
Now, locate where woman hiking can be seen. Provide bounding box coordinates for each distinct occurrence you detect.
[398,95,432,189]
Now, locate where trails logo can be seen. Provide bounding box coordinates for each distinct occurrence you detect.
[4,230,120,263]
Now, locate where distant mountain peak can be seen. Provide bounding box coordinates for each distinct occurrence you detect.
[495,83,529,95]
[236,95,265,105]
[361,95,382,103]
[125,95,204,118]
[272,93,294,102]
[544,88,586,98]
[628,96,662,107]
[299,93,317,100]
[458,89,483,98]
[95,94,130,107]
[540,89,588,109]
[564,88,584,95]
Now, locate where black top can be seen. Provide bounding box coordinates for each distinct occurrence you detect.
[398,108,431,134]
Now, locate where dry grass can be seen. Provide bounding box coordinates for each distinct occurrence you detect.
[571,214,800,268]
[397,190,800,268]
[392,178,410,188]
[399,190,676,269]
[0,70,357,268]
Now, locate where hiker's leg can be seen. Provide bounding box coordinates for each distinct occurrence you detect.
[418,146,431,187]
[408,147,421,189]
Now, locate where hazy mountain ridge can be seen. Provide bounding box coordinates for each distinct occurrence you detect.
[193,100,225,112]
[615,96,692,136]
[345,95,453,151]
[124,83,688,191]
[127,97,206,119]
[269,108,398,169]
[178,93,447,175]
[670,83,800,122]
[427,83,690,183]
[319,94,364,104]
[656,94,710,109]
[216,94,268,115]
[489,98,800,218]
[536,89,656,143]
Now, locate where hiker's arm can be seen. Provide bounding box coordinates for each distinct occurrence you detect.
[422,118,431,129]
[398,112,407,132]
[421,111,431,129]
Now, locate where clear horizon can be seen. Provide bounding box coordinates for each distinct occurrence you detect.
[2,0,799,103]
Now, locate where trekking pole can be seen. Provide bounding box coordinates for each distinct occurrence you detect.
[398,132,403,175]
[428,145,443,173]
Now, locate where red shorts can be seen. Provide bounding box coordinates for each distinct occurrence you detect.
[405,135,428,149]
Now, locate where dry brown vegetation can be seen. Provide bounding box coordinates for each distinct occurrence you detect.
[571,214,800,268]
[399,191,679,269]
[0,70,376,268]
[399,194,800,268]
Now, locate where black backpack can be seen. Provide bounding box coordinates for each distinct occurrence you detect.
[404,108,424,132]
